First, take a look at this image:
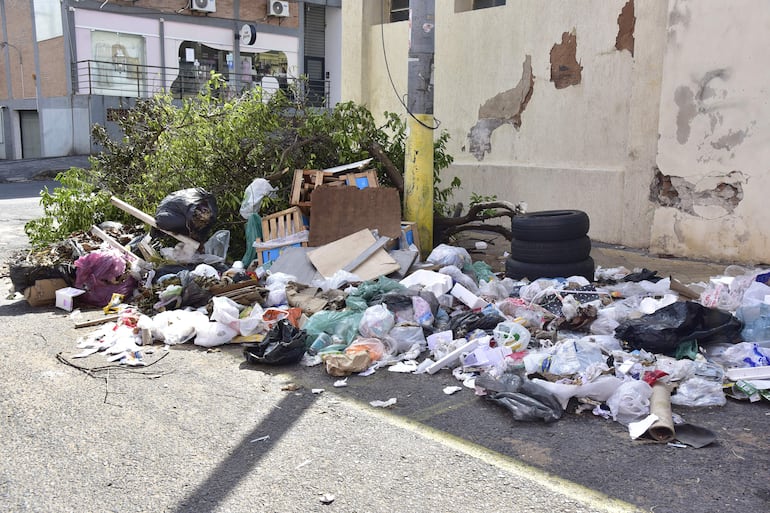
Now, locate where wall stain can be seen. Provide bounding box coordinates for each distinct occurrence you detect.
[615,0,635,56]
[710,128,749,151]
[466,55,534,160]
[550,31,582,89]
[650,168,744,216]
[674,86,696,144]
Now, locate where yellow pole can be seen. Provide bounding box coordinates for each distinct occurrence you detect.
[404,113,434,255]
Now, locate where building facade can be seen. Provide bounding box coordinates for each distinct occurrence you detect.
[0,0,342,159]
[341,0,770,264]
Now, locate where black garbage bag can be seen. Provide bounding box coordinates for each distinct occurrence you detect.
[243,320,307,365]
[450,311,505,338]
[614,301,743,355]
[155,188,218,242]
[476,372,563,423]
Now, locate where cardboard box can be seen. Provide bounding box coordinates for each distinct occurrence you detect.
[24,279,68,307]
[55,287,86,311]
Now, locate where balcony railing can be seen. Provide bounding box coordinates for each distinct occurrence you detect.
[71,60,330,106]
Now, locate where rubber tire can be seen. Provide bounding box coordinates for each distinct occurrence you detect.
[511,210,590,242]
[505,256,595,281]
[510,236,591,264]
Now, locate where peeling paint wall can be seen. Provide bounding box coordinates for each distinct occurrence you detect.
[654,0,770,262]
[343,1,682,253]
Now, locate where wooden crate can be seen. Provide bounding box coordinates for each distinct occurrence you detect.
[343,169,379,189]
[290,169,339,211]
[253,206,309,266]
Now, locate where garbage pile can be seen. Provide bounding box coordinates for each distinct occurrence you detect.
[10,178,770,448]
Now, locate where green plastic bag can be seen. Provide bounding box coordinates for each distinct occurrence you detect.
[303,309,364,345]
[241,213,263,267]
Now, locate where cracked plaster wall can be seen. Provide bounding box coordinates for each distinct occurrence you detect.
[344,1,668,249]
[654,0,770,262]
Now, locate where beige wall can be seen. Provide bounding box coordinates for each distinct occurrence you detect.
[343,0,668,250]
[652,0,770,263]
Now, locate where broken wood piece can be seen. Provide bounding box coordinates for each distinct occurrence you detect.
[75,314,120,329]
[90,225,148,267]
[110,196,200,251]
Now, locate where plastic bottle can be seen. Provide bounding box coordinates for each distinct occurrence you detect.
[308,333,334,355]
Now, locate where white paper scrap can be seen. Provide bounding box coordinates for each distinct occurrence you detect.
[628,414,659,440]
[333,379,348,388]
[443,386,463,395]
[388,361,418,373]
[370,397,397,408]
[311,388,324,394]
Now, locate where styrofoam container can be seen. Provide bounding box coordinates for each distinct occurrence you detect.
[55,287,86,311]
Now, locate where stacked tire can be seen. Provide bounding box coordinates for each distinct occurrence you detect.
[505,210,595,281]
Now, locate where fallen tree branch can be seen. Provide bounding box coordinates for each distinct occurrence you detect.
[367,141,404,192]
[433,200,525,244]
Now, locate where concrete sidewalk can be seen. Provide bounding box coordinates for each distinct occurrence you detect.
[0,155,90,183]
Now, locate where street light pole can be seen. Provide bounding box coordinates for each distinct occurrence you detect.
[1,41,25,99]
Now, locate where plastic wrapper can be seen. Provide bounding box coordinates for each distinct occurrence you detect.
[426,244,472,268]
[74,248,138,306]
[532,375,623,409]
[607,379,653,425]
[323,352,371,376]
[670,377,726,407]
[478,278,509,301]
[614,301,743,355]
[155,187,217,242]
[311,270,361,292]
[540,338,606,377]
[242,319,307,365]
[411,296,434,327]
[359,304,395,338]
[239,178,276,219]
[711,342,770,368]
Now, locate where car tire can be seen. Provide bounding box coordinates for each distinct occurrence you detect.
[510,236,591,264]
[505,256,596,281]
[511,210,590,242]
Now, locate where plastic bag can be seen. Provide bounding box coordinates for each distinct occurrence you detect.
[614,301,743,355]
[74,248,138,306]
[303,309,364,345]
[411,296,434,327]
[670,377,726,407]
[155,188,217,242]
[203,230,230,261]
[426,244,472,268]
[439,265,479,294]
[540,338,605,377]
[386,326,427,353]
[242,319,307,365]
[239,178,276,219]
[345,337,392,361]
[359,304,395,338]
[193,318,239,348]
[606,379,653,425]
[475,372,563,423]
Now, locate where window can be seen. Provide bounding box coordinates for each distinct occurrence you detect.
[34,0,63,41]
[390,0,410,23]
[455,0,506,12]
[473,0,506,9]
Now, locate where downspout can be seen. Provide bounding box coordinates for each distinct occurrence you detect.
[159,18,166,92]
[29,0,45,156]
[1,1,12,100]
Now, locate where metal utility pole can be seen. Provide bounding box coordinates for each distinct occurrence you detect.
[404,1,435,255]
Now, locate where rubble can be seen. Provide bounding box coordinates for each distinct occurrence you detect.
[8,176,770,450]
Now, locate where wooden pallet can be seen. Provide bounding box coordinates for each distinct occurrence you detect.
[253,206,309,266]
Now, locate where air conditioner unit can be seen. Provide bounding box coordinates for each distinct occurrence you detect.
[191,0,216,13]
[269,1,290,17]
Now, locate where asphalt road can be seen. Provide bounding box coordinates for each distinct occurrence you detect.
[1,182,768,513]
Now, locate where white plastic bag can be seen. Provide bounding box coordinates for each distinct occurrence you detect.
[670,377,726,407]
[239,178,276,219]
[359,304,395,339]
[426,244,472,268]
[607,379,653,425]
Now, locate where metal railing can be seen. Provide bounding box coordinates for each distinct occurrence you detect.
[71,60,330,106]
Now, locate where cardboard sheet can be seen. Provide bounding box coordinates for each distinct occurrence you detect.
[307,229,400,281]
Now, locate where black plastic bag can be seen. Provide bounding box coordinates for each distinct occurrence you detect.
[243,320,307,365]
[614,301,743,355]
[155,188,218,242]
[476,372,563,423]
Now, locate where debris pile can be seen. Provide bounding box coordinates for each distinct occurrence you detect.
[9,168,770,448]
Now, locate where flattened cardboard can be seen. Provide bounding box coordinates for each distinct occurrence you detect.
[308,186,402,246]
[24,279,68,307]
[307,229,400,281]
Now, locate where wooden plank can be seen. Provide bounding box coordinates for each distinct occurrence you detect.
[110,196,200,248]
[90,225,147,267]
[307,229,400,281]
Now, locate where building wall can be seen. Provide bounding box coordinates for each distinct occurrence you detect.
[0,0,36,101]
[38,38,68,98]
[343,0,770,263]
[346,0,667,249]
[652,0,770,263]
